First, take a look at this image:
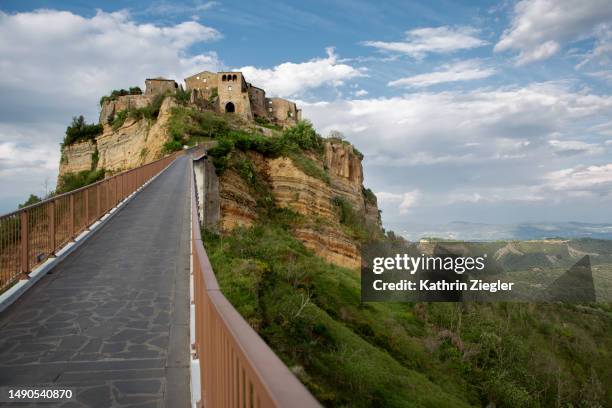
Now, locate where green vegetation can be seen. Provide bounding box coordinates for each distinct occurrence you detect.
[206,119,330,185]
[175,87,191,104]
[56,169,105,194]
[130,93,166,121]
[254,115,282,130]
[18,194,42,209]
[209,87,218,104]
[362,187,377,204]
[99,87,142,106]
[91,147,99,171]
[62,116,103,147]
[111,109,129,130]
[204,212,612,407]
[108,93,168,128]
[332,196,367,241]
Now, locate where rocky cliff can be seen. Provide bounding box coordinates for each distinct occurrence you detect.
[58,94,177,186]
[206,138,380,270]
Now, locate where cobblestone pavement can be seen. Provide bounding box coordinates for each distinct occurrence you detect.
[0,157,191,407]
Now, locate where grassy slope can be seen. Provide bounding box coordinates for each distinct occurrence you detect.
[203,219,612,407]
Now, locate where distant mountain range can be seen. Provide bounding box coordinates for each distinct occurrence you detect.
[391,221,612,241]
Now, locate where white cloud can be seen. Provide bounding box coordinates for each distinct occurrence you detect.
[587,70,612,83]
[548,139,604,156]
[354,89,369,97]
[238,48,364,97]
[388,60,495,88]
[544,164,612,192]
[0,9,222,211]
[362,26,488,59]
[0,9,221,99]
[376,191,420,214]
[301,82,612,219]
[495,0,612,65]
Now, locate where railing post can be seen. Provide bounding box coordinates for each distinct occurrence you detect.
[69,194,75,239]
[20,210,29,279]
[84,188,89,226]
[48,200,56,254]
[96,183,101,219]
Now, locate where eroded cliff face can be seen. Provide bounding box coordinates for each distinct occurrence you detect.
[99,95,151,125]
[59,96,177,180]
[97,98,177,172]
[214,140,380,270]
[59,140,96,176]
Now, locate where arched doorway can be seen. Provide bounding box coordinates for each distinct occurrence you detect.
[225,102,235,113]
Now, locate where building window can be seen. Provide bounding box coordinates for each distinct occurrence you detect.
[288,112,293,117]
[228,86,232,91]
[269,108,273,112]
[232,74,237,81]
[203,78,207,83]
[222,74,227,81]
[196,76,200,80]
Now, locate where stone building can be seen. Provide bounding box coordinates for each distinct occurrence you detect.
[145,78,178,96]
[184,70,301,127]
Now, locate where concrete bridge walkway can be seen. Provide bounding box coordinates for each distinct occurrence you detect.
[0,157,191,407]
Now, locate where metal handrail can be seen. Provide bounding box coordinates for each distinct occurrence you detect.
[0,152,180,291]
[190,157,320,407]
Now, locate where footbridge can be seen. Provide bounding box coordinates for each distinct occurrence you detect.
[0,152,318,407]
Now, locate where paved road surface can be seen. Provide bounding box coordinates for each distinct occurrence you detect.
[0,157,191,407]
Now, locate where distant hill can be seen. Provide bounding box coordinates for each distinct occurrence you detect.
[394,221,612,241]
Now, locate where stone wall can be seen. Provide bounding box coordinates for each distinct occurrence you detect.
[268,98,299,127]
[145,79,178,96]
[248,85,267,119]
[185,71,219,102]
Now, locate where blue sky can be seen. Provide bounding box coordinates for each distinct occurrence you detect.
[0,0,611,237]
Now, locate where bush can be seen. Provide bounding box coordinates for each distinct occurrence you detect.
[175,87,191,104]
[282,120,323,153]
[130,93,166,120]
[57,169,105,194]
[128,86,142,95]
[162,140,183,154]
[18,194,42,209]
[63,116,103,146]
[111,110,129,130]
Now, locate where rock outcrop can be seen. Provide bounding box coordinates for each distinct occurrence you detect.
[97,98,177,172]
[325,141,364,212]
[60,96,177,179]
[212,140,378,270]
[99,95,152,125]
[59,140,96,176]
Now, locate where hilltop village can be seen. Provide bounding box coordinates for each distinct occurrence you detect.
[99,71,301,129]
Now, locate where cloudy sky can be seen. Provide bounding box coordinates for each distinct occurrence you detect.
[0,0,611,234]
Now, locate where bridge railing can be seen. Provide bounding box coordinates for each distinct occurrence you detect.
[190,158,320,408]
[0,152,179,292]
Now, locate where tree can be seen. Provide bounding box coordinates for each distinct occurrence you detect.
[19,194,42,209]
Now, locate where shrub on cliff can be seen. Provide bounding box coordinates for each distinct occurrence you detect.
[62,116,103,147]
[57,169,105,194]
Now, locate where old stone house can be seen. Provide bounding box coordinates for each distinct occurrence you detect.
[184,71,302,127]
